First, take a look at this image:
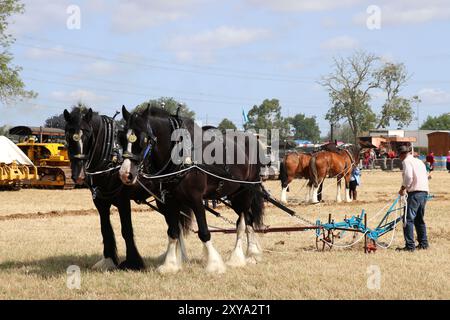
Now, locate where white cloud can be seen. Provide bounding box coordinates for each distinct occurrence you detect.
[24,45,66,60]
[417,88,450,105]
[320,35,359,50]
[166,26,271,62]
[51,90,109,106]
[110,0,204,33]
[83,61,118,76]
[247,0,361,12]
[283,60,305,70]
[353,0,450,26]
[10,0,72,35]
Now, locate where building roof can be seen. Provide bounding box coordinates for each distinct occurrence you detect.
[9,126,65,137]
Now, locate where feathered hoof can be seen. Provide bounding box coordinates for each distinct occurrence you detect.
[226,252,247,268]
[157,262,181,274]
[206,260,226,274]
[92,258,117,271]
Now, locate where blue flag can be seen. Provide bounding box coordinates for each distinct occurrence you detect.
[242,108,249,124]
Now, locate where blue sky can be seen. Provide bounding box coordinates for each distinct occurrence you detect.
[2,0,450,135]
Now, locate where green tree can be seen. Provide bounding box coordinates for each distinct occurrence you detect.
[321,51,378,144]
[420,113,450,130]
[288,113,320,142]
[245,98,289,139]
[327,122,354,143]
[0,0,36,103]
[374,62,415,128]
[135,97,195,119]
[217,118,237,132]
[0,124,10,136]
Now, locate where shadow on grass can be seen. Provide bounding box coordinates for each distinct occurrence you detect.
[0,253,203,278]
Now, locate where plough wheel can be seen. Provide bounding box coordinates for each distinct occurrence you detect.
[316,230,334,251]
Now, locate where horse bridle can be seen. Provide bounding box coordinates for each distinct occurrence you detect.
[67,116,118,173]
[123,115,181,177]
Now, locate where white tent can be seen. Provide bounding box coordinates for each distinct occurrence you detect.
[0,136,34,166]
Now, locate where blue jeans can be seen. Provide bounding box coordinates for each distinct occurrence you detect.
[403,191,429,249]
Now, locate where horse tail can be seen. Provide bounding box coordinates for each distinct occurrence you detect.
[310,156,319,188]
[179,207,194,234]
[280,158,288,188]
[250,184,265,231]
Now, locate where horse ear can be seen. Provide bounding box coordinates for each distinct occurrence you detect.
[142,104,151,118]
[122,105,130,122]
[63,109,71,122]
[83,108,93,122]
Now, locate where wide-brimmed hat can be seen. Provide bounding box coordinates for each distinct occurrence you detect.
[398,145,411,154]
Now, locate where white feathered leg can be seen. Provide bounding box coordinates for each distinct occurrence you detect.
[336,180,342,203]
[227,214,246,267]
[246,225,263,264]
[311,185,319,204]
[203,241,226,274]
[157,237,181,274]
[281,187,288,203]
[177,225,189,263]
[305,184,311,203]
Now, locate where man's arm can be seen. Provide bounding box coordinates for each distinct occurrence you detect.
[401,160,414,192]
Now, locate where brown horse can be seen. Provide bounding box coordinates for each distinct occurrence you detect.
[308,145,360,204]
[280,152,322,203]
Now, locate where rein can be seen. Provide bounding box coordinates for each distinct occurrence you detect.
[85,116,118,174]
[133,115,184,180]
[81,115,122,200]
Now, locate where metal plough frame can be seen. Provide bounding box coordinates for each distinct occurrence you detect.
[206,186,410,253]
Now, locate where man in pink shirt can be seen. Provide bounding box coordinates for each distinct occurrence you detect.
[397,146,430,252]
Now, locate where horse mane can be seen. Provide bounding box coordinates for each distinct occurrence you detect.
[143,106,171,118]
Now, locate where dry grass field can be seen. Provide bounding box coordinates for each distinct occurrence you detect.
[0,170,449,300]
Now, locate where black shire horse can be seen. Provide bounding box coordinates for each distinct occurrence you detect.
[119,106,266,274]
[63,107,191,271]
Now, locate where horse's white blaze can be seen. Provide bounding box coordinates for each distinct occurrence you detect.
[119,159,131,183]
[203,241,226,274]
[345,187,352,202]
[336,180,342,203]
[227,214,246,267]
[281,187,288,203]
[157,237,181,274]
[78,130,83,155]
[246,225,262,264]
[92,257,117,271]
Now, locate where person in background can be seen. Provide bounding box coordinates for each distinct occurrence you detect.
[380,149,388,170]
[447,150,450,173]
[426,151,435,171]
[363,150,370,169]
[369,149,376,169]
[349,166,361,200]
[425,161,432,179]
[397,146,430,252]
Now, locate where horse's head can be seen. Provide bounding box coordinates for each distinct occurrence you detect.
[63,108,95,185]
[119,105,158,185]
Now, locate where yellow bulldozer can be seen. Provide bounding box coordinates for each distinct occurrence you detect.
[9,126,75,190]
[0,136,39,190]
